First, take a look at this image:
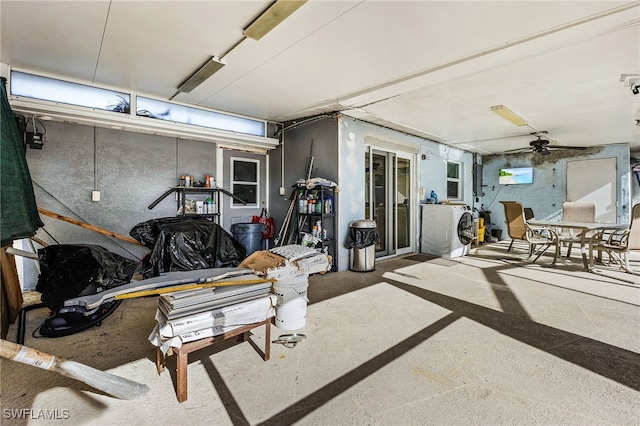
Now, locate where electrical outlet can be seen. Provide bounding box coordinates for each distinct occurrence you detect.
[91,190,100,202]
[279,187,286,196]
[26,132,44,149]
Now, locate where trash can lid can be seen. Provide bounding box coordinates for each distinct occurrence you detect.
[231,223,265,231]
[350,220,377,228]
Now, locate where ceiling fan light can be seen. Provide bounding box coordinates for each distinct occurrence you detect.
[243,0,308,41]
[491,105,528,127]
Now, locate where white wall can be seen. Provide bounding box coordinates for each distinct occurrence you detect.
[337,116,475,270]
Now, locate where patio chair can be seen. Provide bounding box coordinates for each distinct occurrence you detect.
[560,201,596,257]
[524,207,535,220]
[588,203,640,273]
[500,201,559,263]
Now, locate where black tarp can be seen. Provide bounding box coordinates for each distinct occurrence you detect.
[344,226,379,249]
[130,217,246,278]
[0,77,43,247]
[36,244,137,311]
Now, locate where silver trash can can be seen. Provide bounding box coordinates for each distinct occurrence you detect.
[348,220,377,272]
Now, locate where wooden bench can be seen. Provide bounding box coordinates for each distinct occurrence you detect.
[156,318,271,402]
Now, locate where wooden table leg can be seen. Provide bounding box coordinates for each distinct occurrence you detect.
[165,319,272,402]
[176,349,188,403]
[264,321,270,361]
[156,348,166,374]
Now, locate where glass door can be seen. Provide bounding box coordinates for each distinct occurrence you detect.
[365,148,413,257]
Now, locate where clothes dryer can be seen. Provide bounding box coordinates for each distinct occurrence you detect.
[420,204,474,258]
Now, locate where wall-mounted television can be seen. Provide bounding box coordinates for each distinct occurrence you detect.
[499,166,533,185]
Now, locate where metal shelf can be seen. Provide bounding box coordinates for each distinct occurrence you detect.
[296,185,337,271]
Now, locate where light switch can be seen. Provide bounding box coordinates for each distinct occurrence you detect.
[92,190,100,202]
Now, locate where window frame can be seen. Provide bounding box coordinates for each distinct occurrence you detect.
[446,161,462,200]
[230,157,260,208]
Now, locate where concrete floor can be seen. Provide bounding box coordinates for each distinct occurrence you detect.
[2,241,639,425]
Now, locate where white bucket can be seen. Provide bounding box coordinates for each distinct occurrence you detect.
[272,276,309,330]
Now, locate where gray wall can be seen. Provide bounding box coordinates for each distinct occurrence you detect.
[268,116,339,243]
[21,121,219,288]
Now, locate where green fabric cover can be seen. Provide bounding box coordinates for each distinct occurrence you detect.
[0,77,43,247]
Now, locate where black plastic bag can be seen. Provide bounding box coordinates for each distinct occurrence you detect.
[130,217,246,278]
[36,244,137,311]
[344,227,379,249]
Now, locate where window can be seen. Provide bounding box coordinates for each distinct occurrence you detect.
[231,158,259,206]
[137,97,265,137]
[8,71,273,144]
[11,71,129,113]
[447,162,461,199]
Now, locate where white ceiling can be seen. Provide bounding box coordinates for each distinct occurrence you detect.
[2,0,639,155]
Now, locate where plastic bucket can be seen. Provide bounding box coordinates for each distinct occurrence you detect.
[272,276,309,330]
[231,223,265,256]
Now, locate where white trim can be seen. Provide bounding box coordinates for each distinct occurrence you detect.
[218,143,269,155]
[9,97,278,149]
[447,161,462,200]
[265,151,270,213]
[229,157,260,209]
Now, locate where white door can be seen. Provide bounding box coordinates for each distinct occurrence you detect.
[567,157,617,223]
[220,148,267,231]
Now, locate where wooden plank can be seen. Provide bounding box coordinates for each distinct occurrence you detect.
[37,208,145,247]
[0,248,23,324]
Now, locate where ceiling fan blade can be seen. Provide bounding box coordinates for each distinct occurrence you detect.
[546,145,588,150]
[502,147,531,154]
[460,130,546,145]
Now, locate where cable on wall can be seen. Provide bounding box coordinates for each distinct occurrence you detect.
[93,127,98,191]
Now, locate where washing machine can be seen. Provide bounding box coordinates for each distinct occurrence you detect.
[420,204,474,258]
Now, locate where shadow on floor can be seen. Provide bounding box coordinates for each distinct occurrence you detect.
[254,251,640,425]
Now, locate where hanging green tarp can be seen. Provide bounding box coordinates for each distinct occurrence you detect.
[0,77,43,247]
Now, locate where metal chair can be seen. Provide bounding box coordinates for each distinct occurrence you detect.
[500,201,559,263]
[560,201,596,257]
[589,203,640,273]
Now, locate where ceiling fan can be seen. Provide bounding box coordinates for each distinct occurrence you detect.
[504,132,587,156]
[528,135,554,155]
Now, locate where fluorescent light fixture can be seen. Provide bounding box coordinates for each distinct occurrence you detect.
[491,105,528,126]
[243,0,308,41]
[177,56,226,93]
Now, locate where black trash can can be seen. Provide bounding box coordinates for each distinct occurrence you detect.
[231,223,265,256]
[346,220,378,272]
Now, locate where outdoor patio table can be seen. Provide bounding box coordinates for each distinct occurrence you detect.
[527,220,627,270]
